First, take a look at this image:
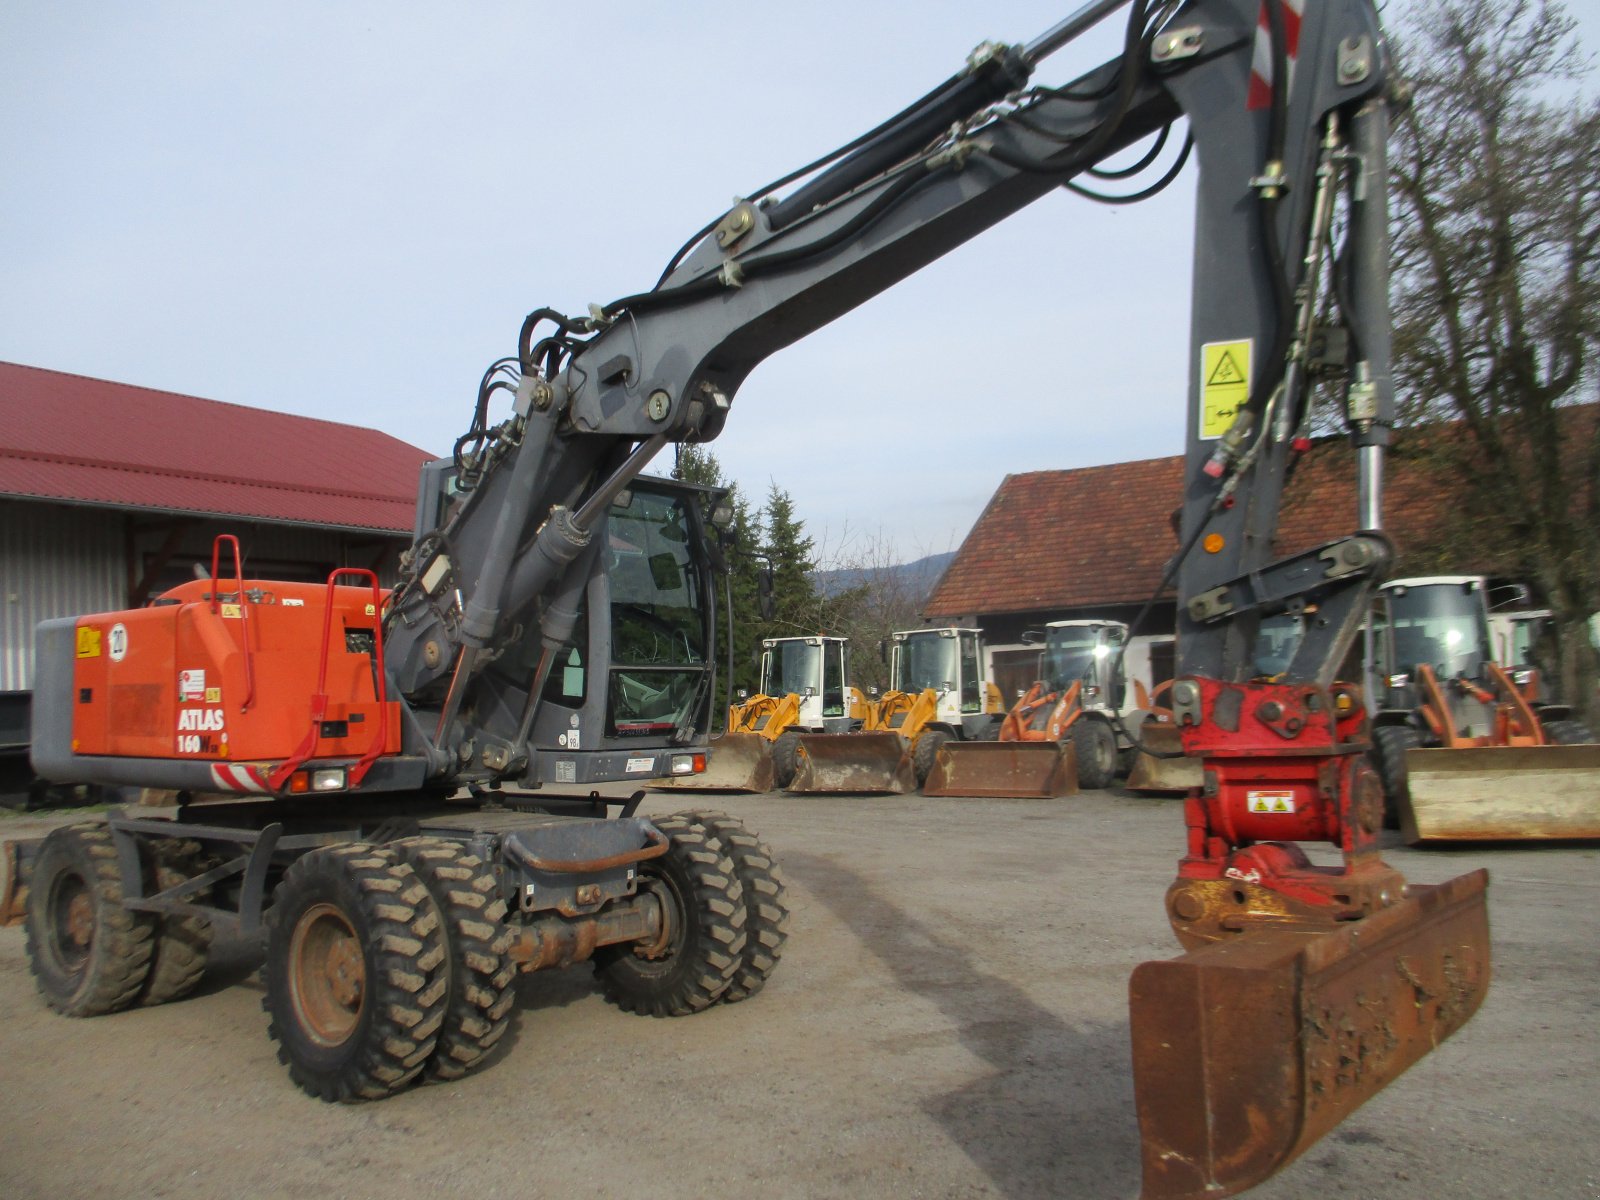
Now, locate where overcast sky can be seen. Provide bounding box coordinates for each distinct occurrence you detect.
[4,2,1594,566]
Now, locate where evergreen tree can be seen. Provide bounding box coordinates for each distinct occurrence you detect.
[760,483,821,638]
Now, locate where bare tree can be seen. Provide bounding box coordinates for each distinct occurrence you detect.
[1390,0,1600,721]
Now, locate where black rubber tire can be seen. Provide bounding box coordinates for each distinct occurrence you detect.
[390,837,517,1081]
[1072,717,1118,790]
[24,823,154,1016]
[262,843,448,1102]
[1371,724,1422,828]
[771,731,801,790]
[912,729,952,788]
[1543,718,1596,744]
[138,844,213,1007]
[679,811,787,1004]
[593,813,746,1017]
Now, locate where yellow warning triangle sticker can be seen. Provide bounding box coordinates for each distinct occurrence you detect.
[1208,350,1246,387]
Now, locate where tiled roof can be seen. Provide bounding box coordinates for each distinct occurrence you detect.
[0,362,435,533]
[925,426,1503,619]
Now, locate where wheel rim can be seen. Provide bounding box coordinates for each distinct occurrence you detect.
[287,902,365,1046]
[47,869,93,976]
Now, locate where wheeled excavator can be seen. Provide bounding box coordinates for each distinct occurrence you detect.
[4,1,1492,1195]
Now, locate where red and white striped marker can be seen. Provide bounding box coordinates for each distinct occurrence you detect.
[1247,0,1305,110]
[209,762,272,793]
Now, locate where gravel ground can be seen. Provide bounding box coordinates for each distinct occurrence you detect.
[1,788,1596,1200]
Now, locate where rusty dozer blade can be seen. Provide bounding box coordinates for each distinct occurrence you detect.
[1130,868,1491,1200]
[921,739,1077,798]
[1402,744,1600,843]
[649,732,776,793]
[1,837,37,927]
[1125,723,1201,793]
[787,733,916,794]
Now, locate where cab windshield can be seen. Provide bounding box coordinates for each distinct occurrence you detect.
[763,641,821,698]
[896,634,959,694]
[1385,582,1491,680]
[1043,627,1104,689]
[605,487,709,737]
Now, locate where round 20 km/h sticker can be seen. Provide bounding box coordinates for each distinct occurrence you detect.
[108,622,129,662]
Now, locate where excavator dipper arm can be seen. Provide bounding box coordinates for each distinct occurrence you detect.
[377,3,1490,1195]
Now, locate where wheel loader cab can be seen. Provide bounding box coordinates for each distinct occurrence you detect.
[759,637,853,729]
[889,628,988,723]
[1042,621,1125,709]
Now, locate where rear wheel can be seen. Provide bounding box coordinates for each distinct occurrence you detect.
[681,811,787,1004]
[912,729,952,787]
[138,846,213,1007]
[390,837,517,1081]
[1543,718,1596,744]
[24,824,153,1016]
[771,731,802,789]
[1072,717,1118,790]
[262,844,447,1102]
[593,814,745,1016]
[1371,724,1422,827]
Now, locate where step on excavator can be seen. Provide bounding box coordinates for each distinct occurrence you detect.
[3,1,1490,1193]
[790,626,1006,793]
[1367,575,1600,841]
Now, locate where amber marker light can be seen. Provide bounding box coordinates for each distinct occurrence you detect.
[1203,533,1226,553]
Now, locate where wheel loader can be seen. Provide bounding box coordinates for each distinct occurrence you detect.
[1367,575,1600,841]
[3,1,1493,1193]
[926,620,1159,797]
[783,626,1005,793]
[654,635,883,791]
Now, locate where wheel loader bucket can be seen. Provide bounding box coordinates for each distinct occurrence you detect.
[1125,724,1201,793]
[1401,744,1600,843]
[921,740,1077,798]
[649,732,776,793]
[0,836,37,927]
[787,733,916,794]
[1131,868,1491,1200]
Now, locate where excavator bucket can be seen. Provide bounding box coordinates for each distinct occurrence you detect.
[650,732,776,793]
[1131,868,1491,1200]
[1401,744,1600,843]
[921,740,1077,798]
[786,733,916,794]
[0,837,36,927]
[1125,723,1201,793]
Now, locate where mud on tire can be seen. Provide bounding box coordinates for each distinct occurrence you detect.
[262,843,448,1102]
[593,813,746,1016]
[25,823,154,1016]
[391,837,517,1081]
[679,811,787,1003]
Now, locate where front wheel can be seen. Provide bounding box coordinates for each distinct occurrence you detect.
[1072,718,1118,790]
[593,814,746,1017]
[262,844,448,1102]
[1543,718,1596,744]
[912,730,952,787]
[1371,724,1422,828]
[25,824,154,1016]
[771,731,802,789]
[679,811,788,1004]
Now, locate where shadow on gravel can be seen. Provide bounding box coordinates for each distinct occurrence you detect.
[784,851,1142,1200]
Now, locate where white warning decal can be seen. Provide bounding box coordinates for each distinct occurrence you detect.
[1246,790,1296,814]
